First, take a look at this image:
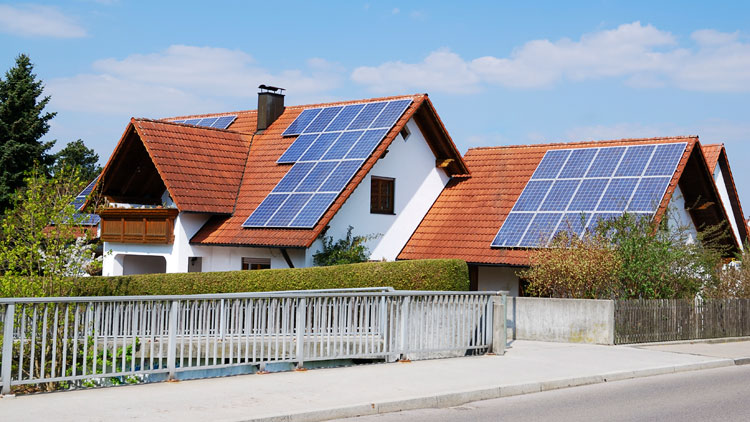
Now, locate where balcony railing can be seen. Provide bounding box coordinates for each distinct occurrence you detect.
[98,208,179,244]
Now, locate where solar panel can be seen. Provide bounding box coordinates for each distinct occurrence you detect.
[491,142,687,248]
[245,98,414,228]
[283,108,322,136]
[70,175,101,226]
[169,115,236,130]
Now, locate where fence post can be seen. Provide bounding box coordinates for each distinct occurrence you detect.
[491,294,506,355]
[398,296,410,361]
[296,298,306,369]
[2,303,15,394]
[167,300,180,380]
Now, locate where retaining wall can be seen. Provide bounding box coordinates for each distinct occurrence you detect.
[508,297,615,345]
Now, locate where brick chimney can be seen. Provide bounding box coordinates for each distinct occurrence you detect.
[256,84,285,133]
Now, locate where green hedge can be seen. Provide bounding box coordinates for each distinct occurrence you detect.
[67,259,468,297]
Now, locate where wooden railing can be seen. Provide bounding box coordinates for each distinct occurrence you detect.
[614,298,750,344]
[98,208,179,244]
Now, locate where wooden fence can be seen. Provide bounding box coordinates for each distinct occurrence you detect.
[614,299,750,344]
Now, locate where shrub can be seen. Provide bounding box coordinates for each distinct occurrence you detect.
[313,225,379,266]
[520,232,622,299]
[0,259,469,297]
[705,245,750,298]
[520,211,729,300]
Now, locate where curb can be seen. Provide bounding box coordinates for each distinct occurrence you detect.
[628,336,750,347]
[244,358,735,422]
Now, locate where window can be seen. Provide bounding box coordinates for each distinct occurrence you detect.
[242,257,271,270]
[371,177,395,214]
[400,125,410,141]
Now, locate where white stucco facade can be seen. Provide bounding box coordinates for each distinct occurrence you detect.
[102,117,450,276]
[712,165,742,248]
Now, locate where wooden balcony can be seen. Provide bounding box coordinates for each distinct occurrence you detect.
[99,208,179,244]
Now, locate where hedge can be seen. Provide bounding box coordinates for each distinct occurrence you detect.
[62,259,469,297]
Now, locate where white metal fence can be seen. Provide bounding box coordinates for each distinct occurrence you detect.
[1,290,506,394]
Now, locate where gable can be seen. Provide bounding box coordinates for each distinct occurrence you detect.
[99,119,250,213]
[702,144,748,246]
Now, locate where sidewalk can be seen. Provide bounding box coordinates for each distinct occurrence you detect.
[1,340,748,422]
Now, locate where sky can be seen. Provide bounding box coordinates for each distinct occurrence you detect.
[0,1,749,212]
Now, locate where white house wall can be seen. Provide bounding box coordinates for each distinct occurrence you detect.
[304,118,451,266]
[103,213,210,276]
[667,184,699,244]
[712,165,742,247]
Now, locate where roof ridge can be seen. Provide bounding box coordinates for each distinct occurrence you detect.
[133,118,245,135]
[161,94,426,121]
[468,135,699,152]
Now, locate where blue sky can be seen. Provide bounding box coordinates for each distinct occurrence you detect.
[1,1,749,212]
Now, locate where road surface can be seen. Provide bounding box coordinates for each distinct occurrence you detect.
[343,364,750,422]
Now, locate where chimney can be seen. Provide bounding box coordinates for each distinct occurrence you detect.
[257,84,285,132]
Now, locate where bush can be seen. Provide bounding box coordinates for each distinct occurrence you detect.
[520,211,729,300]
[313,225,377,266]
[0,259,469,297]
[521,232,622,299]
[705,245,750,299]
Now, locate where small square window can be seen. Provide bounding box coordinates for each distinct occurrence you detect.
[242,257,270,270]
[400,126,411,141]
[371,177,395,214]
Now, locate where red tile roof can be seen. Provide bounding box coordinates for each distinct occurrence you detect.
[399,136,706,266]
[129,119,252,213]
[702,144,722,174]
[190,94,434,248]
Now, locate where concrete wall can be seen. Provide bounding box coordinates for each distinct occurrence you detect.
[476,266,520,297]
[509,297,615,345]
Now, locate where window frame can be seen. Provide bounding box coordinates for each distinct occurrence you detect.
[370,176,395,215]
[241,257,271,270]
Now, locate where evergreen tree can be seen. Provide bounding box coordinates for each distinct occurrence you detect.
[52,139,102,182]
[0,54,55,211]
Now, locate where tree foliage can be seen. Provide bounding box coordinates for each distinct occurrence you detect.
[313,226,378,266]
[0,166,97,297]
[0,54,56,211]
[51,139,102,181]
[520,211,729,300]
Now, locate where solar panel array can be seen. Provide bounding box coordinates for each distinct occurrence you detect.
[72,175,101,226]
[243,99,413,228]
[491,142,687,248]
[170,115,237,130]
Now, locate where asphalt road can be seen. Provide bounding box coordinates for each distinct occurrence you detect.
[342,364,750,422]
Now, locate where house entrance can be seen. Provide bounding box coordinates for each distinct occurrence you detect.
[121,254,167,275]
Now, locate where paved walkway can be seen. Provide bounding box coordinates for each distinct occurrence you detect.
[1,340,748,422]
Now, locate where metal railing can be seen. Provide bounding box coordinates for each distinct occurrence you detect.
[1,289,507,393]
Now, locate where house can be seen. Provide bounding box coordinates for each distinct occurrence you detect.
[399,137,746,295]
[96,89,467,276]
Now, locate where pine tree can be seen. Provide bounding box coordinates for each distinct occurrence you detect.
[0,54,56,211]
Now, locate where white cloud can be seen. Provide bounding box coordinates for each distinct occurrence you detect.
[392,8,400,14]
[0,4,86,38]
[351,49,481,94]
[352,22,750,94]
[47,45,344,115]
